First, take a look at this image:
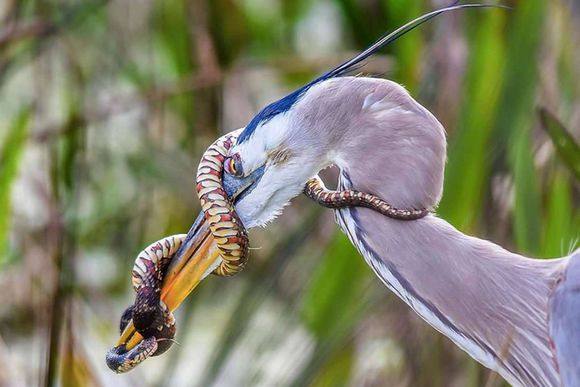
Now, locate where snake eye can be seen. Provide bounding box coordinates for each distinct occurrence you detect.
[224,153,243,177]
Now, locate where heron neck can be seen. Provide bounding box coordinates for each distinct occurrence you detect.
[293,77,447,209]
[335,196,564,386]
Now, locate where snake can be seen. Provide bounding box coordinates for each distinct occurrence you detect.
[106,235,185,373]
[106,131,429,373]
[303,175,429,220]
[106,131,248,373]
[195,129,249,277]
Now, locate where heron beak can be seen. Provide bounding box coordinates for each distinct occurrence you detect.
[115,165,265,351]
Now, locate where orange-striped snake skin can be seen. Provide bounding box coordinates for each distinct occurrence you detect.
[131,234,186,293]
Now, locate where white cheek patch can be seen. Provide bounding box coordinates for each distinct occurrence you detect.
[231,113,291,175]
[234,158,318,228]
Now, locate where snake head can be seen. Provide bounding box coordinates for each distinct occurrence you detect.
[106,336,159,373]
[107,300,176,373]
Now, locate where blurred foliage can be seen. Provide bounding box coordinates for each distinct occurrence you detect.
[500,0,545,254]
[539,108,580,180]
[0,108,29,266]
[438,10,506,230]
[0,0,578,386]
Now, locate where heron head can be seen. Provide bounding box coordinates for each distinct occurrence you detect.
[223,86,332,228]
[114,115,312,355]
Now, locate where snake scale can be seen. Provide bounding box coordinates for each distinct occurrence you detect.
[106,235,185,373]
[303,175,428,220]
[106,131,248,372]
[106,131,429,373]
[195,130,249,277]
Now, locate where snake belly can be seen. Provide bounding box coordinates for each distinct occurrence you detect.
[195,129,249,277]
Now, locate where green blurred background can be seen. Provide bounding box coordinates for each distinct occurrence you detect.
[0,0,578,386]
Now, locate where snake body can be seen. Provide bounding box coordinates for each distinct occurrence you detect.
[106,234,185,373]
[195,130,249,277]
[129,234,183,341]
[107,131,429,373]
[304,175,429,220]
[107,131,249,373]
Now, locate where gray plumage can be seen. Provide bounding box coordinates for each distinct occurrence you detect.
[230,77,578,386]
[550,252,580,386]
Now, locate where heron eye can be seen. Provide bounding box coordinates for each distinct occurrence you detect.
[225,154,243,177]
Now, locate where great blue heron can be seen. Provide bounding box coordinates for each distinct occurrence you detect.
[108,4,579,386]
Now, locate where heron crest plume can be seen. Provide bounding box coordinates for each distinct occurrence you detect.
[231,3,504,227]
[236,3,505,145]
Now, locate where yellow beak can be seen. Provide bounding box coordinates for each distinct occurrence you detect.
[116,219,221,350]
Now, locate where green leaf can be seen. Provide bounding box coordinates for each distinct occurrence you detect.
[538,108,580,180]
[510,129,542,254]
[310,343,355,387]
[0,109,30,266]
[294,231,372,386]
[334,0,377,45]
[154,0,193,78]
[208,0,249,65]
[383,0,424,91]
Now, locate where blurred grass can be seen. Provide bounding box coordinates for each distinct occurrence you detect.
[494,0,546,254]
[0,1,578,386]
[438,11,506,231]
[198,208,323,387]
[301,233,369,341]
[386,0,423,91]
[538,108,580,257]
[0,108,29,266]
[295,232,372,386]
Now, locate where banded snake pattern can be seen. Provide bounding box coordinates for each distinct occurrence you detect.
[303,175,429,220]
[106,131,249,373]
[106,235,185,373]
[106,131,429,373]
[195,129,249,277]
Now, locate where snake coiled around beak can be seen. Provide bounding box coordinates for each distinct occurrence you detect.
[106,130,249,373]
[106,130,429,373]
[195,129,249,277]
[106,234,185,373]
